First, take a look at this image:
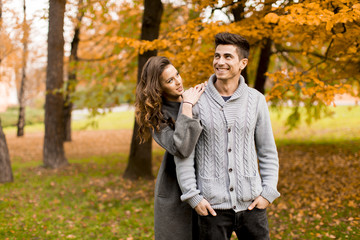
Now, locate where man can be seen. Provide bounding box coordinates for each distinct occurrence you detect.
[174,32,280,239]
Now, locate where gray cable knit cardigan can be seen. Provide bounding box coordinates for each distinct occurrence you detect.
[152,99,203,240]
[175,75,280,212]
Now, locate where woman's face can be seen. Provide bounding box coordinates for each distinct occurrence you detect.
[160,64,184,102]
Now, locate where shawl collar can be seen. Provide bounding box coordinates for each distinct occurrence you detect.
[206,74,248,107]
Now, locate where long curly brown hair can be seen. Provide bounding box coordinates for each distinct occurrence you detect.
[135,56,172,142]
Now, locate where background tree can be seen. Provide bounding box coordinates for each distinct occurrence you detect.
[16,0,28,137]
[0,0,13,183]
[63,0,85,142]
[231,0,248,83]
[2,0,358,176]
[0,119,13,183]
[138,0,359,130]
[43,0,68,168]
[0,0,19,70]
[263,0,360,129]
[123,0,164,179]
[61,1,141,116]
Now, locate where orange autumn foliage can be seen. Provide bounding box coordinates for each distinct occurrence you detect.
[106,0,360,128]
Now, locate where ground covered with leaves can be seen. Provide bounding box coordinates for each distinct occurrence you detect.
[1,130,360,239]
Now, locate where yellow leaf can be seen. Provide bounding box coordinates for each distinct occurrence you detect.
[264,13,280,24]
[353,4,360,10]
[348,46,357,54]
[348,200,357,208]
[326,21,333,32]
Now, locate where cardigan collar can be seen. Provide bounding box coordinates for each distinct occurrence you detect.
[206,74,248,106]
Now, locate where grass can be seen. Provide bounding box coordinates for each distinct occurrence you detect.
[1,105,360,239]
[2,105,359,142]
[0,154,156,239]
[1,145,359,239]
[71,110,135,131]
[2,110,135,134]
[271,106,360,144]
[0,107,44,129]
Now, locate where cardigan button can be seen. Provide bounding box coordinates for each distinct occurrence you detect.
[233,206,236,209]
[228,148,232,152]
[230,187,234,192]
[228,128,231,133]
[229,168,233,172]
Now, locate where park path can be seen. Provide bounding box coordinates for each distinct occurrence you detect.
[6,130,161,162]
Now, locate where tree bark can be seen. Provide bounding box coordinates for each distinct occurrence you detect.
[253,0,273,94]
[254,38,272,94]
[0,0,13,183]
[231,1,248,84]
[0,119,13,183]
[63,0,84,142]
[17,0,28,137]
[124,0,163,180]
[43,0,68,168]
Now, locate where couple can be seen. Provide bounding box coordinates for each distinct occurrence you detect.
[136,32,280,240]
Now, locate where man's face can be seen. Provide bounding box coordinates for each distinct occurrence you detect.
[213,44,248,82]
[160,64,184,102]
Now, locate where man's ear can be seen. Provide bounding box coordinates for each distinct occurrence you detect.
[240,58,248,70]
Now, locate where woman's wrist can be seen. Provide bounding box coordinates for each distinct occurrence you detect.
[181,102,193,118]
[183,101,194,107]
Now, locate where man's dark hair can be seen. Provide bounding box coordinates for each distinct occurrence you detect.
[215,32,250,59]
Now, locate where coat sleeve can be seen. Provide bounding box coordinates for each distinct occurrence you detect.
[255,94,281,203]
[152,104,203,159]
[174,151,204,208]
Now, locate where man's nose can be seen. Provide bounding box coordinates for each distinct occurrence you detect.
[217,56,225,65]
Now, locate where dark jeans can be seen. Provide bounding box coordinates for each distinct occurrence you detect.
[198,208,270,240]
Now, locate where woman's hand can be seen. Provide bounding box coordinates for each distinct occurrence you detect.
[181,82,206,118]
[182,82,206,106]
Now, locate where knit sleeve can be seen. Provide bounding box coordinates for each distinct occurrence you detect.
[152,105,203,159]
[174,151,204,208]
[255,95,281,203]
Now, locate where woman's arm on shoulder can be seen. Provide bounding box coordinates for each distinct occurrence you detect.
[152,104,202,158]
[152,83,205,158]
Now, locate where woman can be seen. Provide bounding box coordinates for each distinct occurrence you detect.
[135,56,204,240]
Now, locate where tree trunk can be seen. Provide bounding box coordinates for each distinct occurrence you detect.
[253,0,273,94]
[124,0,163,180]
[254,38,272,94]
[0,0,13,183]
[0,119,13,183]
[63,0,84,142]
[17,0,28,137]
[43,0,68,168]
[231,1,248,84]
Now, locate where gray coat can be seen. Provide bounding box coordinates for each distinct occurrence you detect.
[152,99,203,240]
